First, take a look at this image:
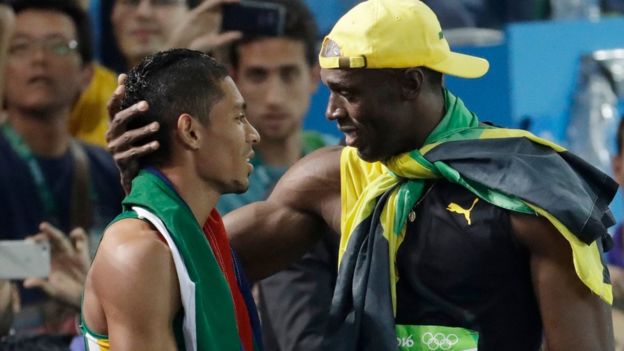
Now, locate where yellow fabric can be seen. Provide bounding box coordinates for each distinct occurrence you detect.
[527,205,613,304]
[340,147,439,313]
[69,64,117,147]
[97,339,110,350]
[420,128,568,154]
[339,147,386,262]
[340,144,613,306]
[318,0,489,78]
[84,332,110,351]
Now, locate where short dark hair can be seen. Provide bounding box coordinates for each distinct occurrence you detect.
[10,0,93,64]
[122,48,229,168]
[229,0,318,68]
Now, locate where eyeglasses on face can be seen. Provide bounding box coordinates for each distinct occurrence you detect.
[117,0,186,7]
[8,38,79,58]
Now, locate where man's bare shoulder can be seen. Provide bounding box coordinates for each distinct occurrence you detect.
[85,218,181,345]
[96,218,171,264]
[89,218,175,296]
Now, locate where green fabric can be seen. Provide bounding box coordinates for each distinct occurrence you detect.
[329,88,616,351]
[301,130,338,155]
[395,325,479,351]
[380,90,613,302]
[122,170,242,351]
[387,90,533,236]
[80,209,186,351]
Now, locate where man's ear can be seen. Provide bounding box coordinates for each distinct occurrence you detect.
[176,113,202,150]
[401,67,424,100]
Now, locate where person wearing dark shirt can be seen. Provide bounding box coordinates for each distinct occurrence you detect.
[0,0,123,337]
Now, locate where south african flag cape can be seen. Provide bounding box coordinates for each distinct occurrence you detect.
[119,169,263,351]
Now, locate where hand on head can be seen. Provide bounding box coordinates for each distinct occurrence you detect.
[166,0,242,53]
[106,74,160,193]
[23,222,90,310]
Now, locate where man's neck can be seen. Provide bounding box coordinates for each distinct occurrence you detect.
[159,166,220,226]
[7,109,71,157]
[257,131,302,167]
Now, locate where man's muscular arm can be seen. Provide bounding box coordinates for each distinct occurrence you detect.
[511,213,614,351]
[84,219,181,350]
[226,146,342,282]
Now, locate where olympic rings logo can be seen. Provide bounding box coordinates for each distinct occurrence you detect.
[420,332,459,350]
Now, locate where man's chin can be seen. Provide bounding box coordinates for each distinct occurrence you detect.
[223,180,249,195]
[257,127,294,143]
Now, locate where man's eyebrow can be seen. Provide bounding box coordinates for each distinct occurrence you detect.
[326,81,353,91]
[243,65,268,72]
[279,64,300,70]
[13,33,69,40]
[325,80,342,89]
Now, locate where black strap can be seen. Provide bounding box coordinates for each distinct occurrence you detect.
[69,139,92,231]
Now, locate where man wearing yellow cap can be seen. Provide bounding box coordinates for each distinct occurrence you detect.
[106,0,616,350]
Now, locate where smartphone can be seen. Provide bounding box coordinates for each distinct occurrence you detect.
[0,240,50,279]
[221,0,286,37]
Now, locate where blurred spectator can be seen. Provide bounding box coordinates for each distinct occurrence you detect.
[609,116,624,349]
[306,0,549,33]
[68,0,118,148]
[0,0,123,337]
[472,0,548,28]
[111,0,192,70]
[97,0,239,72]
[67,0,241,149]
[1,223,91,349]
[422,0,477,28]
[0,0,14,336]
[68,61,117,148]
[604,0,624,14]
[0,280,18,337]
[0,0,14,118]
[216,1,339,350]
[68,0,241,148]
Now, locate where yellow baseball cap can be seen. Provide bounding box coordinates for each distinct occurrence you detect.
[319,0,489,78]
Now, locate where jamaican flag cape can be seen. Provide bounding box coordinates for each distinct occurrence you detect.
[326,89,617,351]
[119,169,263,351]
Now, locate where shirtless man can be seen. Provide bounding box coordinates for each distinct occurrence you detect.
[82,49,261,350]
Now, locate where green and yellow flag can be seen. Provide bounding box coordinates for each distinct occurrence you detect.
[328,89,617,351]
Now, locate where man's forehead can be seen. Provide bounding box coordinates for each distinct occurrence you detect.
[237,38,308,67]
[14,9,76,35]
[321,68,369,83]
[222,77,245,102]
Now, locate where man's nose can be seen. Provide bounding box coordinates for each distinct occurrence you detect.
[247,121,261,144]
[265,76,286,106]
[135,0,155,16]
[325,93,345,121]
